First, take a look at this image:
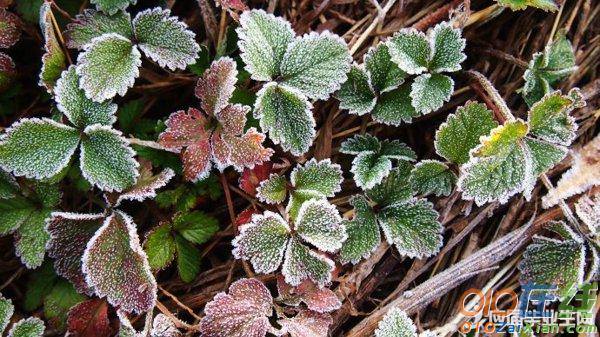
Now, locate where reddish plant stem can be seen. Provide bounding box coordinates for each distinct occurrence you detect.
[220,173,236,226]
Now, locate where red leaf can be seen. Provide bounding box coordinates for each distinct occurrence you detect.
[239,162,273,197]
[67,299,112,337]
[195,57,237,116]
[278,310,332,337]
[276,275,341,313]
[235,208,257,228]
[0,9,20,49]
[219,0,248,11]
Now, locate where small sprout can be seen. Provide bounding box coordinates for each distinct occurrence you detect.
[39,2,67,93]
[522,31,576,105]
[518,221,585,300]
[256,158,343,220]
[159,58,273,181]
[233,199,346,286]
[276,275,342,313]
[459,89,584,206]
[543,134,600,208]
[278,310,332,337]
[496,0,558,12]
[82,211,157,313]
[66,299,111,337]
[340,134,416,190]
[340,167,443,264]
[409,160,456,197]
[375,308,416,337]
[238,9,351,155]
[91,0,136,15]
[200,278,274,337]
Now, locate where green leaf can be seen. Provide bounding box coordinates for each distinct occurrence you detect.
[133,8,200,71]
[237,9,295,81]
[173,211,219,244]
[65,9,133,49]
[174,233,201,283]
[0,294,14,333]
[351,152,393,190]
[459,121,533,206]
[339,133,380,154]
[409,160,456,197]
[524,137,567,177]
[434,101,498,165]
[367,164,414,207]
[280,31,351,100]
[364,43,406,93]
[255,83,314,156]
[14,209,52,269]
[286,189,324,222]
[23,262,58,312]
[0,118,79,179]
[527,89,582,145]
[378,199,443,258]
[7,317,45,337]
[55,66,117,128]
[336,64,376,116]
[256,174,287,204]
[15,0,44,23]
[43,280,85,331]
[282,238,334,287]
[294,199,346,253]
[232,211,290,274]
[39,2,67,93]
[340,196,381,264]
[291,158,343,198]
[496,0,558,11]
[375,308,416,337]
[428,22,466,73]
[76,33,141,102]
[82,211,156,314]
[91,0,136,15]
[80,125,139,192]
[519,221,585,299]
[387,29,430,75]
[371,83,418,126]
[0,170,18,200]
[144,223,176,271]
[410,73,453,115]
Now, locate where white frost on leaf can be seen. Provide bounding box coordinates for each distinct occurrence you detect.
[375,308,417,337]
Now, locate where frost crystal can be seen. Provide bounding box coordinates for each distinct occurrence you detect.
[341,134,416,190]
[39,2,67,93]
[409,160,456,197]
[375,308,416,337]
[200,278,273,337]
[159,58,272,180]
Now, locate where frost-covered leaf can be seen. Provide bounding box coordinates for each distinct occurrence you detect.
[287,159,343,218]
[366,164,415,207]
[255,83,314,156]
[434,101,498,165]
[46,212,104,295]
[378,199,443,258]
[0,294,14,333]
[82,211,157,313]
[374,308,416,337]
[459,120,532,206]
[527,89,582,145]
[518,221,585,299]
[65,9,133,49]
[387,29,429,75]
[0,170,17,200]
[339,133,380,154]
[280,31,351,100]
[43,279,86,330]
[200,278,273,337]
[0,9,20,48]
[239,162,273,197]
[214,125,273,172]
[172,211,219,244]
[575,194,600,235]
[55,66,118,128]
[350,152,393,190]
[496,0,558,12]
[279,310,332,337]
[0,52,15,91]
[340,195,380,264]
[276,275,341,313]
[67,299,111,337]
[237,9,294,81]
[428,22,466,73]
[282,238,335,287]
[174,233,201,283]
[410,73,453,115]
[144,222,176,271]
[256,174,287,204]
[39,2,66,93]
[91,0,136,15]
[105,161,174,207]
[232,211,290,274]
[14,208,51,269]
[151,314,181,337]
[336,64,376,116]
[132,8,200,71]
[365,44,406,93]
[295,199,346,253]
[76,33,141,102]
[80,125,139,192]
[371,83,418,126]
[0,118,79,179]
[195,57,237,116]
[409,160,456,197]
[7,317,45,337]
[543,134,600,207]
[524,137,567,177]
